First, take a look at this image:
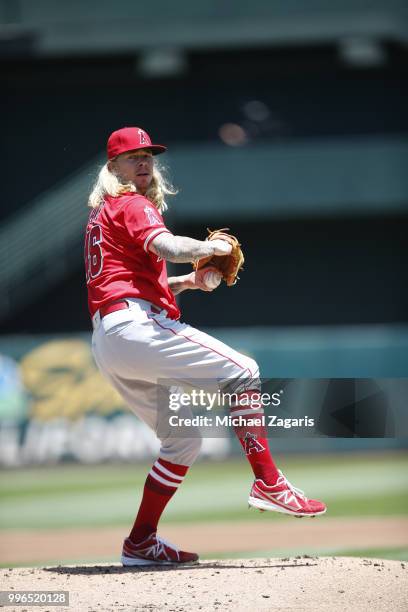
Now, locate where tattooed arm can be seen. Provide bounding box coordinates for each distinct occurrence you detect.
[149,232,231,263]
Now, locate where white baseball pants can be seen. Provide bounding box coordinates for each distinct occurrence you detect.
[91,298,259,466]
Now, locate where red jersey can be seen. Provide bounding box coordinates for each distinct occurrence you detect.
[84,193,180,320]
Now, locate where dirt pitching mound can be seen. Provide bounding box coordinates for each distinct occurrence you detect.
[1,557,407,612]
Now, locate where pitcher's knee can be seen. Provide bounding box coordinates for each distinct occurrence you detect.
[228,354,260,394]
[242,355,259,381]
[159,435,202,467]
[220,354,261,396]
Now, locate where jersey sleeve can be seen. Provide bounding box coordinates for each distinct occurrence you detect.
[122,196,171,252]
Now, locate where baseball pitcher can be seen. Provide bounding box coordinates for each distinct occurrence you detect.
[85,126,327,566]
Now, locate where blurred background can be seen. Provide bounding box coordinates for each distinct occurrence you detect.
[0,0,407,566]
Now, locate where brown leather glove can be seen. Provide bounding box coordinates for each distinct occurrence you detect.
[193,228,244,286]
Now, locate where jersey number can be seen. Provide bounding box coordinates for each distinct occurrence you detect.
[85,225,103,282]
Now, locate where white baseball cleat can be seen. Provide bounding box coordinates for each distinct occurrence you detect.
[248,470,327,517]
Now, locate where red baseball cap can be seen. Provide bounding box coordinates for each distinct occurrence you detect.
[107,127,166,159]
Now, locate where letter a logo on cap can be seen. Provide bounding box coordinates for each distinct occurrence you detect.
[138,129,147,145]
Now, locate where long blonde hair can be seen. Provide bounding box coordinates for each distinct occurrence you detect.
[88,158,177,213]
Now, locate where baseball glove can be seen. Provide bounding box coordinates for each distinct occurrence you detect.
[193,228,244,286]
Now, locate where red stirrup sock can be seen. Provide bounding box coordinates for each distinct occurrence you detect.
[129,458,188,544]
[231,390,280,485]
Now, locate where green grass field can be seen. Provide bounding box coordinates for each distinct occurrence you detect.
[1,451,407,563]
